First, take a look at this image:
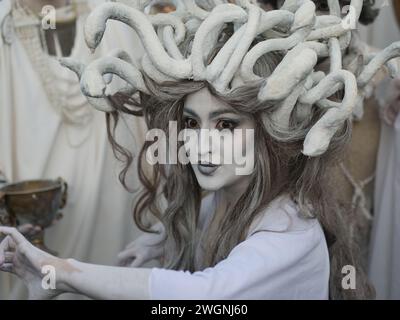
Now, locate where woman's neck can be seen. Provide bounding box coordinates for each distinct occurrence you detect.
[213,175,252,214]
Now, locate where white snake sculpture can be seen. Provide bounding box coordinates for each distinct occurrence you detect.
[60,0,400,156]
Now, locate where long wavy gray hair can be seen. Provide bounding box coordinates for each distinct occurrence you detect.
[107,25,374,300]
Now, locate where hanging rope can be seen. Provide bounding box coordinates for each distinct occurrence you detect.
[339,162,375,221]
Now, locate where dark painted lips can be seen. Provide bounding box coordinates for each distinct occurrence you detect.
[197,163,220,175]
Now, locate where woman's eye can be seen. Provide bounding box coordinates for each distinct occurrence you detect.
[184,117,199,129]
[216,120,238,131]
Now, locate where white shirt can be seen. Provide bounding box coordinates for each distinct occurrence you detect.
[149,195,330,299]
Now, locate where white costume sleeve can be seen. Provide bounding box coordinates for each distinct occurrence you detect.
[149,210,330,300]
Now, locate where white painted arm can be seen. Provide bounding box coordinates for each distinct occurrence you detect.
[0,226,152,300]
[59,259,152,300]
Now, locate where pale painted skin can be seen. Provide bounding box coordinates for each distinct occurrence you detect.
[183,87,255,192]
[0,88,257,299]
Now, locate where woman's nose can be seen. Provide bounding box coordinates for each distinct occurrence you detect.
[198,129,212,159]
[197,129,223,164]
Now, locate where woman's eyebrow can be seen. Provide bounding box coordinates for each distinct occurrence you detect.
[209,109,239,119]
[183,107,239,120]
[183,108,199,119]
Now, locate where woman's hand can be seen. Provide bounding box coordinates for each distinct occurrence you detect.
[0,227,63,300]
[118,225,165,267]
[17,224,43,238]
[17,212,63,236]
[1,227,151,300]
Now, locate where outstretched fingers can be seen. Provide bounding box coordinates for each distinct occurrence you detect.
[0,227,26,246]
[0,234,17,272]
[129,256,146,268]
[0,263,14,273]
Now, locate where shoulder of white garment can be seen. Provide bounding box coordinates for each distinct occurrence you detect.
[149,195,329,299]
[247,194,319,236]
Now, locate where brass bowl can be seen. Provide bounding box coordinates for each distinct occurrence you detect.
[0,178,67,254]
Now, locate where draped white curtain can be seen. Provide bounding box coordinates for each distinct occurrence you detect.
[0,0,147,299]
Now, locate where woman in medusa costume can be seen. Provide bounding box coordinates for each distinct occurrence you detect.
[1,0,399,299]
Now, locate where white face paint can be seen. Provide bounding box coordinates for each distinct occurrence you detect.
[183,87,255,192]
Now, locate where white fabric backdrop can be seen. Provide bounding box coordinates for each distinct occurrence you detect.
[0,0,147,299]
